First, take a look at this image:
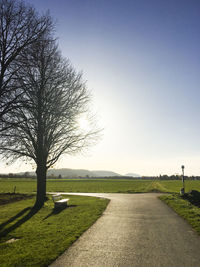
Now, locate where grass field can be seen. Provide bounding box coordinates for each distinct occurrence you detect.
[2,178,200,266]
[160,194,200,235]
[0,194,109,266]
[1,178,200,194]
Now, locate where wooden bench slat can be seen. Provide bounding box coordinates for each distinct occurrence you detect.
[56,199,69,203]
[52,194,69,207]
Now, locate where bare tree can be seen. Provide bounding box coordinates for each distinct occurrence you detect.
[0,0,53,130]
[0,38,98,207]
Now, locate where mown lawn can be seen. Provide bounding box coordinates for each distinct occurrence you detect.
[0,194,109,267]
[1,178,200,194]
[160,194,200,235]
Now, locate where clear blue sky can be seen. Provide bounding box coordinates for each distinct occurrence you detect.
[1,0,200,176]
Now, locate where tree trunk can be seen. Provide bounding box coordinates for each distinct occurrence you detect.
[34,163,47,208]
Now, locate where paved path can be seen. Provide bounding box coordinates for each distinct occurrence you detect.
[50,193,200,267]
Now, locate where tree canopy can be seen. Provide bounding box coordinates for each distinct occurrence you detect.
[0,0,52,130]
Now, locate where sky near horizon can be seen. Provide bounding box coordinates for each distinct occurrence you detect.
[1,0,200,176]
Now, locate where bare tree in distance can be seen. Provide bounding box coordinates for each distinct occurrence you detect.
[0,0,53,131]
[0,37,99,208]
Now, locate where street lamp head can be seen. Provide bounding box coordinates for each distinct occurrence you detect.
[181,165,185,170]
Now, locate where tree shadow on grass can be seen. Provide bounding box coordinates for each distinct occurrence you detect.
[0,206,42,239]
[0,207,31,231]
[44,205,77,220]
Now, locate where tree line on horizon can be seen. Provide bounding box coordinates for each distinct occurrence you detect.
[1,173,200,180]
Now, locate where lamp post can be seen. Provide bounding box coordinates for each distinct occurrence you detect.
[181,165,185,195]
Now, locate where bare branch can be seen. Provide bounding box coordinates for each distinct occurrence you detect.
[0,36,100,170]
[0,0,53,129]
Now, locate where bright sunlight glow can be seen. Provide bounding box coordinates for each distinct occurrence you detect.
[78,116,90,132]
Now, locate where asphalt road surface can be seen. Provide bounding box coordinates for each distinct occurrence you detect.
[50,193,200,267]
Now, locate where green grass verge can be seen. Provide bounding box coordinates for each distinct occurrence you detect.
[0,195,109,267]
[159,194,200,235]
[1,178,200,194]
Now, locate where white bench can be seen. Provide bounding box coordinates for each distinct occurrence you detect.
[52,194,69,208]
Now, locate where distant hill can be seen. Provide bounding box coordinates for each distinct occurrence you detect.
[125,173,141,177]
[16,168,122,178]
[47,168,121,178]
[91,170,121,177]
[9,168,141,178]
